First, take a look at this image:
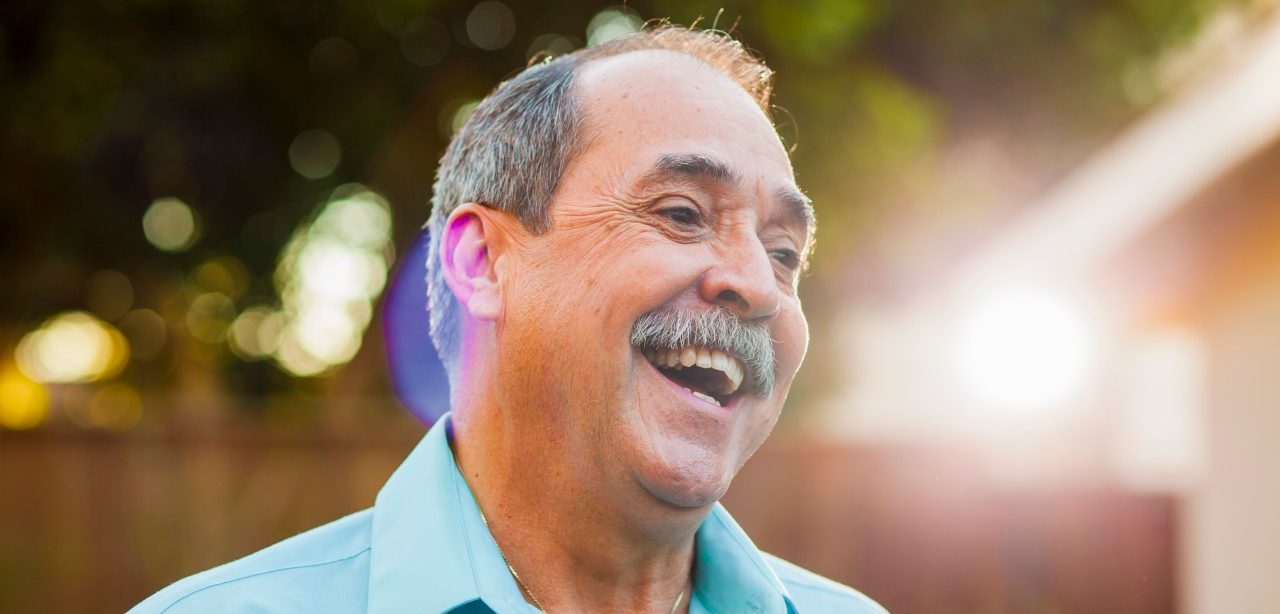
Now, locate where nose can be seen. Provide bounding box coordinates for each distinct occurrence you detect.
[698,237,782,321]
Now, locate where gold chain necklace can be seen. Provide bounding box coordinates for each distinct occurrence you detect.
[478,509,688,613]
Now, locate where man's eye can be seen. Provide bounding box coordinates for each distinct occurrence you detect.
[770,248,801,271]
[659,205,702,227]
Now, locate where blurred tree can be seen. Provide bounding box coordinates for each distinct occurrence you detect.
[0,0,1245,414]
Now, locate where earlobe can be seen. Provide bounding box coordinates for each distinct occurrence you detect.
[439,204,504,322]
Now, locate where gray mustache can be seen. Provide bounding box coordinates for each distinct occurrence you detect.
[630,306,775,397]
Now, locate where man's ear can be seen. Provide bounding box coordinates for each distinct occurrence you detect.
[438,203,511,322]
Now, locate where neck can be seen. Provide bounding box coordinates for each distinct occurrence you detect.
[449,375,699,613]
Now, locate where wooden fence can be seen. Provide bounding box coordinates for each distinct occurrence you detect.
[0,417,1173,613]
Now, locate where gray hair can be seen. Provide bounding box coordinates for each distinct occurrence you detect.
[425,26,776,385]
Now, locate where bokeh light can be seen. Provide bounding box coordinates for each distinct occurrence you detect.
[954,289,1096,411]
[194,256,250,300]
[587,7,641,47]
[274,332,328,376]
[84,270,134,321]
[0,363,49,430]
[442,99,480,137]
[228,305,273,360]
[269,184,393,376]
[87,383,143,431]
[465,1,516,50]
[288,129,342,179]
[308,37,358,75]
[185,292,236,344]
[382,229,451,423]
[15,311,131,384]
[142,197,199,252]
[117,308,167,359]
[4,3,1273,611]
[527,33,578,60]
[400,18,450,67]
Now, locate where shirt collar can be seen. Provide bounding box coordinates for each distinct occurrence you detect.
[696,505,796,614]
[369,413,796,614]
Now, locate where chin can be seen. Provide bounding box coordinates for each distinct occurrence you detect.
[634,444,737,510]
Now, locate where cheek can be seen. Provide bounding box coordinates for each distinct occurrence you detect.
[552,235,704,320]
[774,302,809,381]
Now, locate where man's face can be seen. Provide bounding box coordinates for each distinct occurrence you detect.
[495,51,811,510]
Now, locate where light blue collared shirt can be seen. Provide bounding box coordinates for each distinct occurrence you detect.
[131,415,886,613]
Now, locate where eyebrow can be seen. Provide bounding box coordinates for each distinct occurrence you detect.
[641,153,743,186]
[639,152,816,236]
[775,185,816,239]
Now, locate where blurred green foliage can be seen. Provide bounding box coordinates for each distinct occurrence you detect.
[0,0,1246,408]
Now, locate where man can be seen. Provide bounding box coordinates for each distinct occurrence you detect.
[133,26,886,613]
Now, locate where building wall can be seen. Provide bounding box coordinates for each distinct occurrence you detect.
[1184,244,1280,614]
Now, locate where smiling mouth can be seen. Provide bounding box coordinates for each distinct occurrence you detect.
[641,346,745,407]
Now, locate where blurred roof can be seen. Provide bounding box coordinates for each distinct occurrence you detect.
[952,4,1280,295]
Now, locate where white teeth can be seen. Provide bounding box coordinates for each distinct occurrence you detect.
[644,345,746,396]
[711,350,744,394]
[726,361,743,392]
[689,390,720,406]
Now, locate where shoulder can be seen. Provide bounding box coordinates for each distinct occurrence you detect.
[763,553,889,614]
[129,509,375,614]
